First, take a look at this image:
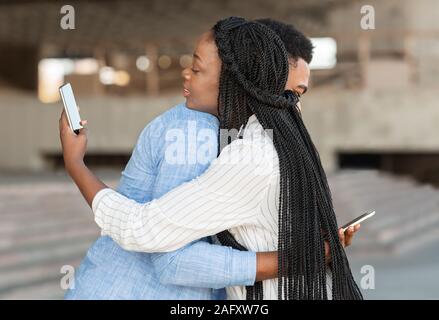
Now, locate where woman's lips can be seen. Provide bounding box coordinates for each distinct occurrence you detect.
[183,88,190,97]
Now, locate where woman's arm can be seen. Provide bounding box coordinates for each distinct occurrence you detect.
[59,111,360,260]
[60,109,271,252]
[148,122,277,285]
[60,111,279,281]
[88,145,268,253]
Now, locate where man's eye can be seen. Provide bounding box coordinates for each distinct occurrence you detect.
[191,68,200,73]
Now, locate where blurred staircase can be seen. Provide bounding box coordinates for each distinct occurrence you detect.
[0,176,106,299]
[0,170,438,298]
[330,170,439,255]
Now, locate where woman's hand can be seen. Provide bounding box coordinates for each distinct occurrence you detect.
[59,109,88,173]
[324,224,361,265]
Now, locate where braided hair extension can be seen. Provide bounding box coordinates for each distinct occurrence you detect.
[213,17,363,300]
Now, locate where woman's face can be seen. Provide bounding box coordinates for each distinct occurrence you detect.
[182,31,221,116]
[182,30,308,115]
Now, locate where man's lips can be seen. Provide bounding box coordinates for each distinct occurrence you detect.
[183,88,190,97]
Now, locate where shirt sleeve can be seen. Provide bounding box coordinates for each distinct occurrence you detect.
[150,239,257,288]
[92,139,273,253]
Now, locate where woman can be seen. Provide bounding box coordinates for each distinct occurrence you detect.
[60,17,362,300]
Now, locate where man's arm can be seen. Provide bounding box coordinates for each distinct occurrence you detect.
[151,240,278,288]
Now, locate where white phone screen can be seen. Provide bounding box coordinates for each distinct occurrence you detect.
[59,83,82,134]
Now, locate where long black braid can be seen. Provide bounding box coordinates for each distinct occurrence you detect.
[213,17,363,300]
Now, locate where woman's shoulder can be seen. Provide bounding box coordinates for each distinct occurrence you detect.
[215,134,277,177]
[242,115,277,156]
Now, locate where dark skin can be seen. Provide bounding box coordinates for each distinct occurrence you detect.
[59,30,360,283]
[286,57,310,112]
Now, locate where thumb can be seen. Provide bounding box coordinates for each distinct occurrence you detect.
[78,126,87,135]
[338,228,345,247]
[78,120,88,136]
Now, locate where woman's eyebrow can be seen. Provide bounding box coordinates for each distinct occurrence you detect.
[193,53,203,64]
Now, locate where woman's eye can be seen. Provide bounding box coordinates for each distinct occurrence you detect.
[191,68,200,73]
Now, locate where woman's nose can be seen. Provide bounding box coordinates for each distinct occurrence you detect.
[181,68,190,80]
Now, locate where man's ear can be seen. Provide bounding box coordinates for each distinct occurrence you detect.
[288,58,298,68]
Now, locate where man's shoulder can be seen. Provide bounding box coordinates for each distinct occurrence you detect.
[162,103,218,127]
[144,103,218,137]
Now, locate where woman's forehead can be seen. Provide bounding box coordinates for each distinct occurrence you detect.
[194,31,218,63]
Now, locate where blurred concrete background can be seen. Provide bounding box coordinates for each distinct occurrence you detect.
[0,0,438,299]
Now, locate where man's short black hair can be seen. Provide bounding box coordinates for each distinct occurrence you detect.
[256,18,314,64]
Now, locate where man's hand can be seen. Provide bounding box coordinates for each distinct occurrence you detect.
[325,224,361,265]
[59,109,88,173]
[256,224,361,281]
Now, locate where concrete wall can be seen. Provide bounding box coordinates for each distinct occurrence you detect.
[1,0,438,173]
[328,0,439,88]
[1,86,438,173]
[0,87,182,172]
[301,87,439,171]
[327,0,407,53]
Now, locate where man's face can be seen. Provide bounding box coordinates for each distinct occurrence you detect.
[285,57,310,112]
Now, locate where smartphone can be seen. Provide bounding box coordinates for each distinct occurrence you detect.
[341,211,375,232]
[59,83,82,135]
